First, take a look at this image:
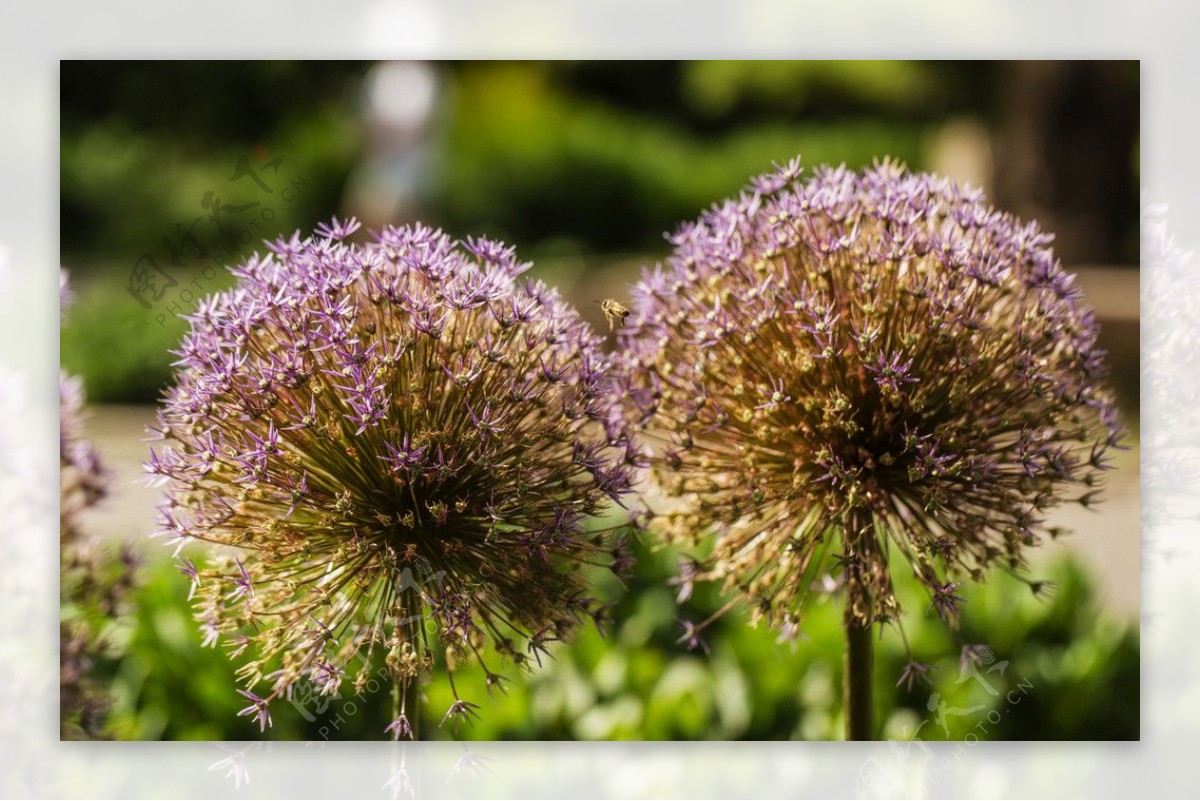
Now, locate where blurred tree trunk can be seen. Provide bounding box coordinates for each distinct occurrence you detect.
[991,61,1139,266]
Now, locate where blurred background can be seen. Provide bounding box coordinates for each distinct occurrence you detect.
[60,60,1139,741]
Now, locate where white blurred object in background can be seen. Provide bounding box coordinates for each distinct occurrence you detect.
[344,60,442,230]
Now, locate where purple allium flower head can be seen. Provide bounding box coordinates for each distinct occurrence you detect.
[60,371,107,527]
[147,219,636,736]
[61,269,134,739]
[60,272,107,534]
[617,158,1122,641]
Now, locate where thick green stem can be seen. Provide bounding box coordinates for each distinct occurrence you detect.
[393,586,421,741]
[844,606,874,741]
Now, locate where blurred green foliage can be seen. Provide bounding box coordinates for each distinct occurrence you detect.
[60,276,200,403]
[61,61,366,259]
[681,61,945,116]
[96,535,1137,741]
[61,61,367,401]
[433,62,934,255]
[61,60,1048,403]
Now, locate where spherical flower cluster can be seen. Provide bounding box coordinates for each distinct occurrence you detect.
[147,219,638,737]
[618,158,1122,645]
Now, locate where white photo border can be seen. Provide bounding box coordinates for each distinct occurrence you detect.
[3,1,1195,797]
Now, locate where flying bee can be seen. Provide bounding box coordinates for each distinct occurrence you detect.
[597,298,631,331]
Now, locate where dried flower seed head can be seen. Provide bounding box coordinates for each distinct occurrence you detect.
[147,219,637,737]
[618,157,1122,643]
